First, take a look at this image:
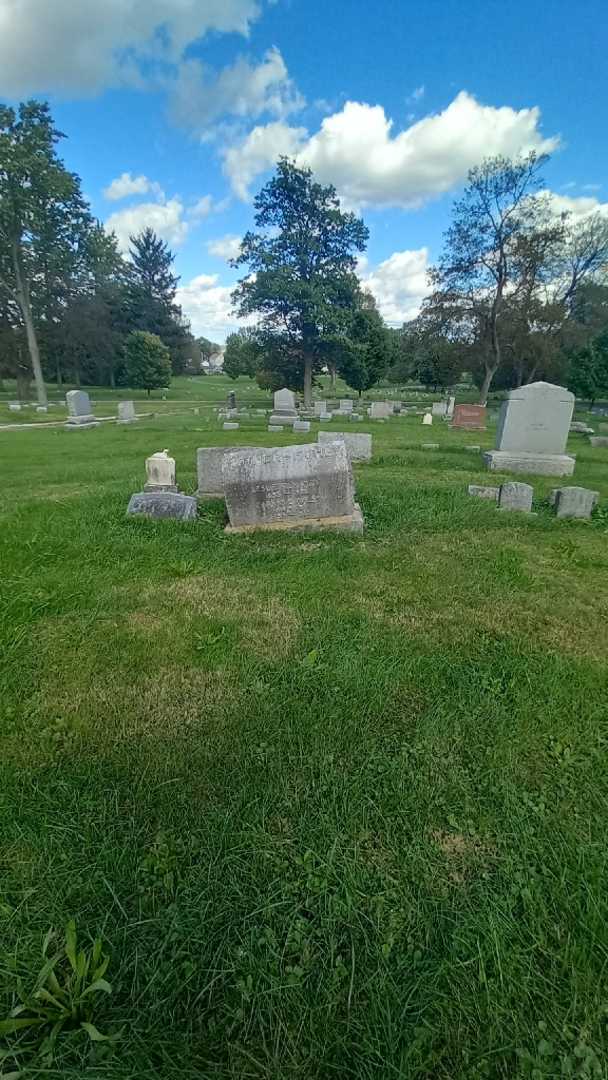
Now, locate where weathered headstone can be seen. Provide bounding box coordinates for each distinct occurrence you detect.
[268,424,283,432]
[432,402,448,418]
[369,401,391,419]
[269,387,298,426]
[339,399,354,413]
[422,412,433,426]
[552,486,599,519]
[314,401,328,416]
[128,450,196,520]
[452,404,486,430]
[145,450,177,492]
[498,482,534,513]
[127,491,197,520]
[196,445,257,499]
[223,442,363,534]
[484,382,575,476]
[223,422,239,430]
[65,389,97,428]
[589,436,608,448]
[468,484,499,501]
[228,390,236,409]
[318,430,372,461]
[117,400,136,424]
[293,420,311,433]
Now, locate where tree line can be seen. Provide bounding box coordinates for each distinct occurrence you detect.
[226,155,608,404]
[2,100,608,407]
[0,101,204,404]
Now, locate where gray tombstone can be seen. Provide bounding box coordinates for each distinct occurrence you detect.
[268,424,283,432]
[65,389,97,428]
[127,492,197,520]
[369,401,392,420]
[484,382,575,476]
[222,442,363,534]
[314,401,328,416]
[553,486,599,519]
[317,430,372,461]
[468,484,499,501]
[196,445,257,499]
[117,400,136,423]
[498,482,534,513]
[269,386,298,426]
[589,436,608,448]
[431,402,448,418]
[223,422,239,430]
[339,399,354,413]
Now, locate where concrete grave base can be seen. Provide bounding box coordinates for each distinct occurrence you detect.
[225,503,364,535]
[483,450,575,476]
[127,491,197,520]
[65,417,98,429]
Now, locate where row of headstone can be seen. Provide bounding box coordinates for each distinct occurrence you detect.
[468,482,599,519]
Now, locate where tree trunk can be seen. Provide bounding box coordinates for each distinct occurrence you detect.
[329,364,337,393]
[478,363,497,406]
[303,353,312,408]
[12,243,47,407]
[56,357,63,388]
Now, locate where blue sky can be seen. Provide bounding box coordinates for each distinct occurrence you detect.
[0,0,606,340]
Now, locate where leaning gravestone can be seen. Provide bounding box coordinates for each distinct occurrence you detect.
[269,387,298,426]
[452,404,486,430]
[117,400,136,424]
[196,445,257,499]
[222,442,364,534]
[65,389,98,428]
[484,382,575,476]
[127,450,197,520]
[552,486,599,519]
[317,430,372,461]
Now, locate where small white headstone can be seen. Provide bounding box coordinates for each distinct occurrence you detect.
[144,450,176,492]
[117,400,136,423]
[422,412,433,426]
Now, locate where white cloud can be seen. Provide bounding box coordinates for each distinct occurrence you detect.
[222,120,307,200]
[177,272,252,340]
[359,248,430,326]
[103,172,164,201]
[207,234,243,261]
[223,91,559,207]
[106,198,189,253]
[169,47,303,134]
[540,190,608,223]
[189,195,215,221]
[0,0,260,96]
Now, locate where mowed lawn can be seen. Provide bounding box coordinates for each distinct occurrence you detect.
[1,398,608,1078]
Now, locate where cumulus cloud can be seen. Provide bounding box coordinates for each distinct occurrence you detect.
[222,120,307,200]
[540,190,608,223]
[106,198,190,253]
[359,249,430,325]
[223,91,559,206]
[189,195,215,221]
[177,273,252,340]
[103,172,164,201]
[169,47,303,134]
[207,234,243,261]
[0,0,260,96]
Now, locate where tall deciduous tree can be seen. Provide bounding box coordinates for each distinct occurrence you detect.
[232,159,368,406]
[0,101,93,405]
[428,153,553,404]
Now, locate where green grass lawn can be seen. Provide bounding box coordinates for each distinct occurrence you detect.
[1,404,608,1078]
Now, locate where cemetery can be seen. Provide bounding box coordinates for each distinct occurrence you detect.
[2,370,608,1076]
[1,34,608,1073]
